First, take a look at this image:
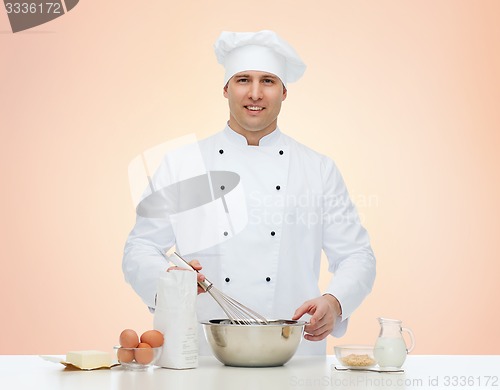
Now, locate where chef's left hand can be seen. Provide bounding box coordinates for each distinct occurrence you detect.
[292,294,342,341]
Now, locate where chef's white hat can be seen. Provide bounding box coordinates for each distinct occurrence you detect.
[214,30,306,86]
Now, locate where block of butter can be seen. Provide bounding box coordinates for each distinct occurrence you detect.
[65,350,113,370]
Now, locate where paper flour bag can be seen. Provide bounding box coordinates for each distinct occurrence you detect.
[154,269,198,369]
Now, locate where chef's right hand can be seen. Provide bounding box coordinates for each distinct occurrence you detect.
[167,259,207,295]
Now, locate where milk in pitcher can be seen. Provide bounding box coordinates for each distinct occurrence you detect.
[374,337,407,368]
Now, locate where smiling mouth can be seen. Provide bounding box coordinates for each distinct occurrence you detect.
[245,105,264,111]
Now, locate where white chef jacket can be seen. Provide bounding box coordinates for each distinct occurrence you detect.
[123,125,376,355]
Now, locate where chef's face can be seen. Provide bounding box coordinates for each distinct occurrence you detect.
[224,70,287,140]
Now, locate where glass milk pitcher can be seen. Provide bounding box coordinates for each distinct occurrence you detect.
[374,317,415,368]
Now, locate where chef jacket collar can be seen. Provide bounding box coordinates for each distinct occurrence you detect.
[223,124,282,147]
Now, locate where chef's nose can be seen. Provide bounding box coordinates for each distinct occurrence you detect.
[248,81,263,101]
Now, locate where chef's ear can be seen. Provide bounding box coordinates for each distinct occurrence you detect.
[223,83,229,98]
[282,85,288,101]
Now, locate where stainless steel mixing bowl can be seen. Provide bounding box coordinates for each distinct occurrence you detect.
[201,319,306,367]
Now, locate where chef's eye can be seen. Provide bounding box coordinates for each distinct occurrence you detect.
[262,78,274,84]
[236,78,249,83]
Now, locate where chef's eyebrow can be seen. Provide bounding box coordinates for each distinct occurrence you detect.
[233,73,278,80]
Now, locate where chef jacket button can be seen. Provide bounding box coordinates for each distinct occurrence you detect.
[270,231,276,236]
[276,185,281,190]
[221,185,225,190]
[266,277,271,282]
[224,231,228,236]
[225,277,230,283]
[219,149,224,154]
[279,150,284,155]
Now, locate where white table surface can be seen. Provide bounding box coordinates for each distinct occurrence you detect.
[1,355,498,390]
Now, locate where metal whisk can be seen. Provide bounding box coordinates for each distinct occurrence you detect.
[172,252,269,325]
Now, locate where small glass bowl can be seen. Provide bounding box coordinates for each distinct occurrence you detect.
[334,344,378,368]
[114,346,162,371]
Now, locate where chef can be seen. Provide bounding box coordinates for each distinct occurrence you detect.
[123,30,376,355]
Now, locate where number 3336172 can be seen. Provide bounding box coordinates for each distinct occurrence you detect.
[5,3,62,14]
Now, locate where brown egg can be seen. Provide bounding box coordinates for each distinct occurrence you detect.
[119,329,139,348]
[117,347,134,363]
[134,342,154,364]
[140,330,164,348]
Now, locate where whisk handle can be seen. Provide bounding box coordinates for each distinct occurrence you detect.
[171,252,213,292]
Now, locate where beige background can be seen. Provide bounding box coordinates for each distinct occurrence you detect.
[1,0,499,355]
